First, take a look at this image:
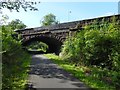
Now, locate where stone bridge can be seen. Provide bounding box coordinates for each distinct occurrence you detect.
[15,14,120,54]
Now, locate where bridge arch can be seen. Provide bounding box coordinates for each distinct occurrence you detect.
[15,15,119,55]
[22,35,62,55]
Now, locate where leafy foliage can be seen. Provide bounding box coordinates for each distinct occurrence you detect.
[8,19,26,30]
[0,2,38,89]
[27,41,48,52]
[61,16,120,88]
[1,21,31,89]
[62,17,120,67]
[41,13,59,26]
[0,0,39,12]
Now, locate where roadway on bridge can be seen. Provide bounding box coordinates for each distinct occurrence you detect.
[28,54,90,90]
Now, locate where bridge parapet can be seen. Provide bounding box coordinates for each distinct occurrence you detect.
[14,14,120,54]
[15,14,120,35]
[15,14,120,43]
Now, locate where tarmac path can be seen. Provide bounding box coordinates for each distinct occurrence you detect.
[28,54,90,90]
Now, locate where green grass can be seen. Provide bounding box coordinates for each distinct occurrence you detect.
[44,54,116,90]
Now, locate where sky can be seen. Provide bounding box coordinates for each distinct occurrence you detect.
[1,2,119,28]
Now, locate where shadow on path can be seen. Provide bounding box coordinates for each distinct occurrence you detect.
[26,54,91,90]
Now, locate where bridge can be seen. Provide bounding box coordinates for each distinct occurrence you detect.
[15,14,120,54]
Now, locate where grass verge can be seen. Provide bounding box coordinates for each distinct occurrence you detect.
[44,54,116,90]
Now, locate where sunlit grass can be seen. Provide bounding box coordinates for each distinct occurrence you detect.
[44,54,115,90]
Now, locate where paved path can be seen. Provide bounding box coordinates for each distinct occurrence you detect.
[28,54,90,90]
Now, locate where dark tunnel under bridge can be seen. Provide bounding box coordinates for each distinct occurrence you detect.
[22,35,63,55]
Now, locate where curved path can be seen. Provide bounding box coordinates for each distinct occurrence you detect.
[28,54,90,90]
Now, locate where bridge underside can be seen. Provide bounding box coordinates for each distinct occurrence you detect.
[22,36,62,55]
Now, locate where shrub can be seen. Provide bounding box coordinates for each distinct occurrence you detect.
[1,25,31,89]
[61,16,120,70]
[61,16,120,88]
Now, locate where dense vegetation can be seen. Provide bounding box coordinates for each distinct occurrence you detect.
[27,41,48,52]
[61,17,120,88]
[45,16,120,89]
[0,2,39,89]
[1,20,31,89]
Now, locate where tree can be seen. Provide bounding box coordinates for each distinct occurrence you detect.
[0,0,39,12]
[1,16,30,90]
[0,14,9,25]
[0,1,38,89]
[41,13,59,26]
[8,19,26,30]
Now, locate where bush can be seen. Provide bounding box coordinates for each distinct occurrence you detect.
[61,16,120,88]
[1,25,31,89]
[61,16,120,70]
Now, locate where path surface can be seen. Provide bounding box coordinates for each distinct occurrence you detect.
[28,54,90,90]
